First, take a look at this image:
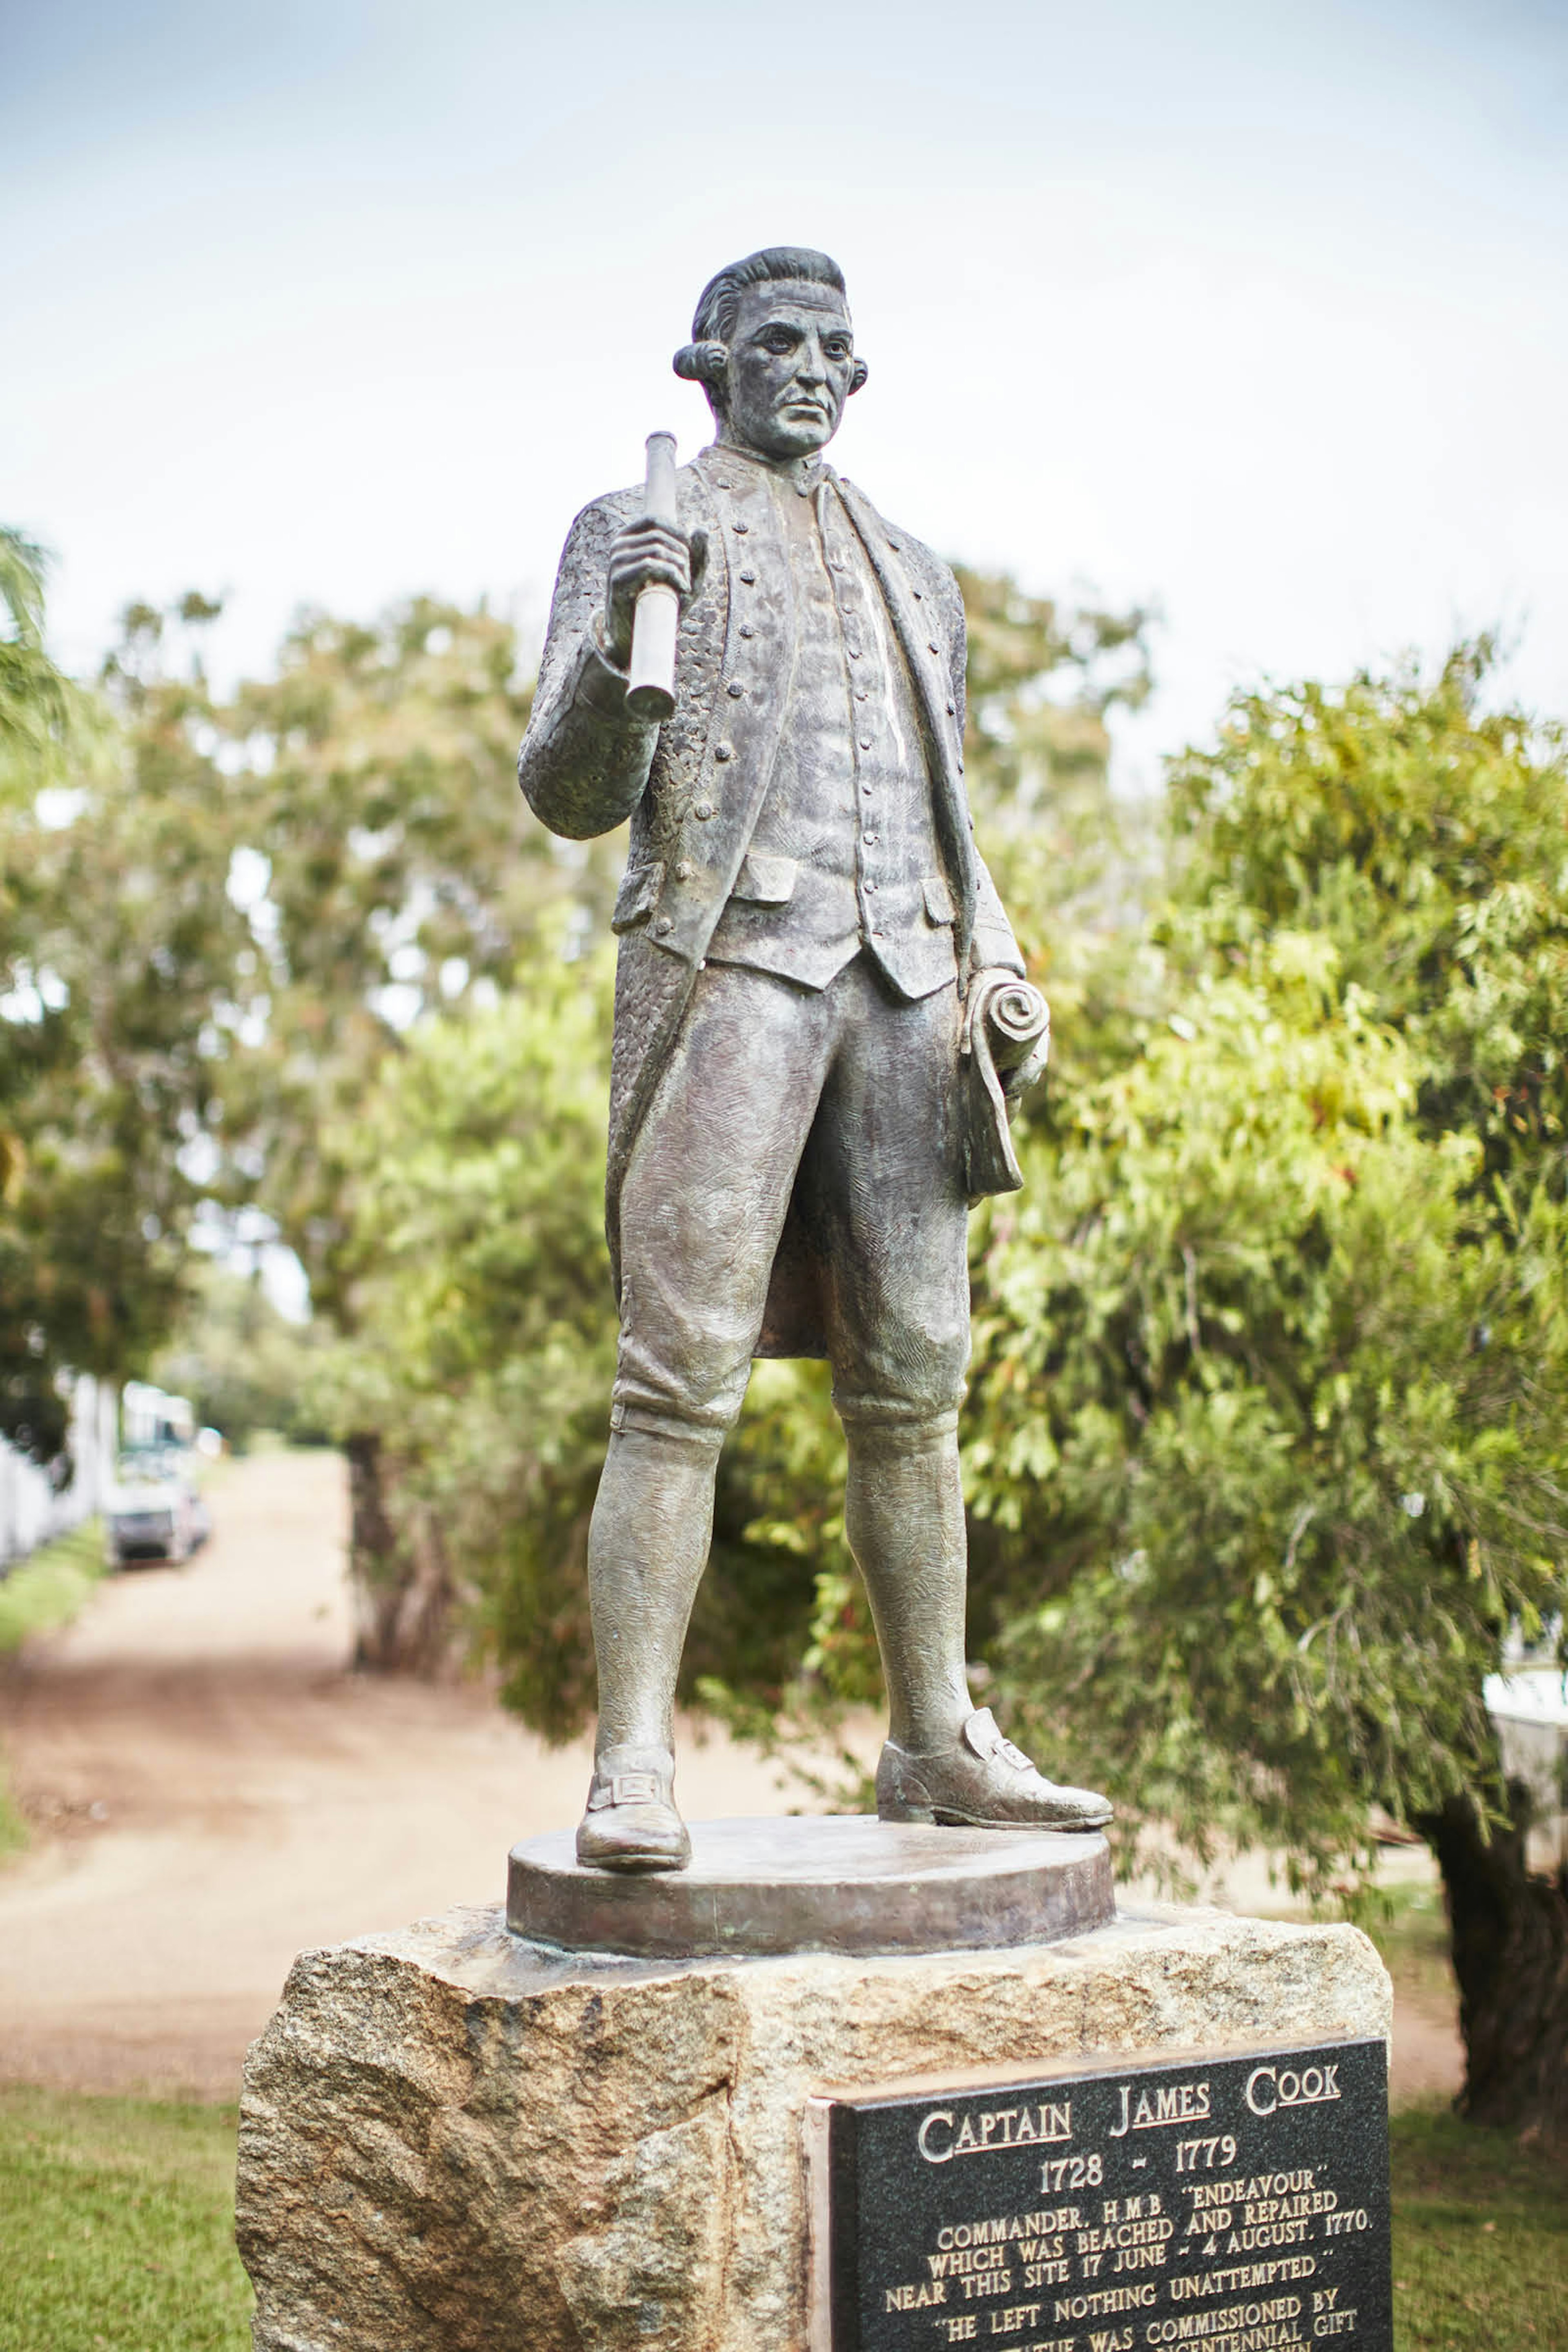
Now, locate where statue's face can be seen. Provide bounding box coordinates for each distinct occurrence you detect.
[720,281,856,459]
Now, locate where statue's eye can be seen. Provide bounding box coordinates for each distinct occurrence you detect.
[762,329,796,352]
[824,339,850,360]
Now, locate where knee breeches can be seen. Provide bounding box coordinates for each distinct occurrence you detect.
[611,956,971,1439]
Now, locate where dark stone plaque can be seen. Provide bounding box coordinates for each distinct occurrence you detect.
[807,2036,1390,2352]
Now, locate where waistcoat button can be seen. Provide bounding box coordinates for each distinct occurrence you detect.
[739,569,756,584]
[726,680,744,697]
[713,744,733,763]
[695,800,716,818]
[655,916,673,934]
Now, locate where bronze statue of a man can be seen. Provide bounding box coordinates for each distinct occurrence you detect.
[519,246,1111,1870]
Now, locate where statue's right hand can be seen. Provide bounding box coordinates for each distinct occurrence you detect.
[604,518,692,670]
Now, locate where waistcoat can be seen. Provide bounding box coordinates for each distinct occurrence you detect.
[704,464,958,1002]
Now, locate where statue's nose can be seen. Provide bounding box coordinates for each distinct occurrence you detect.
[795,339,827,385]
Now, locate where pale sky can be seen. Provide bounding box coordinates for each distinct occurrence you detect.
[4,0,1566,785]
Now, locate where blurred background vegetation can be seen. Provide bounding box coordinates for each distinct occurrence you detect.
[3,519,1565,2141]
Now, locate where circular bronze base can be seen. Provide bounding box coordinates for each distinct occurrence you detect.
[506,1814,1114,1959]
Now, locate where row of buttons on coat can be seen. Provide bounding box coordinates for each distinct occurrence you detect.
[666,467,965,951]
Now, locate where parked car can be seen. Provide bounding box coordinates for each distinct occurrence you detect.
[104,1448,212,1568]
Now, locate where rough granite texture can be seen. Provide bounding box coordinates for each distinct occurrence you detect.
[236,1902,1391,2352]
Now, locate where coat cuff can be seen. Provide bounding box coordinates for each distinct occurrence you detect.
[971,927,1026,978]
[572,628,656,728]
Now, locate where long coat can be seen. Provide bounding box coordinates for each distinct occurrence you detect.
[518,445,1023,1357]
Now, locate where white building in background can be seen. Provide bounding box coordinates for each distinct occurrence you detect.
[121,1380,194,1449]
[0,1376,119,1570]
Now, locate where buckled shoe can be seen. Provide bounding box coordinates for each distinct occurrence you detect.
[576,1745,692,1871]
[876,1707,1112,1833]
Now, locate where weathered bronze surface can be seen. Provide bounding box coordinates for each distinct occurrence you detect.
[507,1816,1114,1957]
[517,247,1111,1873]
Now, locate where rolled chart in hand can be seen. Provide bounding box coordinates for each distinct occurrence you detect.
[626,431,680,723]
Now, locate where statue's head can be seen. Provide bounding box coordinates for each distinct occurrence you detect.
[675,247,867,461]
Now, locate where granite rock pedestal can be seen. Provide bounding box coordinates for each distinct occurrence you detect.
[236,1821,1390,2352]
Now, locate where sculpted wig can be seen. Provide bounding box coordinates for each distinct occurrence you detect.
[674,247,866,412]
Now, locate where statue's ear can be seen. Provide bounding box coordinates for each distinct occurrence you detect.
[849,357,869,396]
[673,340,729,388]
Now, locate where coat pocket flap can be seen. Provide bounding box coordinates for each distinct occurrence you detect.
[923,873,956,925]
[610,860,665,933]
[733,851,797,905]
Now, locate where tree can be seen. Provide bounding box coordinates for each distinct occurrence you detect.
[966,648,1568,2140]
[307,932,618,1682]
[1,542,245,1461]
[203,597,635,1660]
[80,591,608,1657]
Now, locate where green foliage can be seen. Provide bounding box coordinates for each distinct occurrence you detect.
[1166,643,1568,1190]
[210,596,602,1328]
[1,554,250,1457]
[0,2089,252,2351]
[966,647,1568,1893]
[150,1262,327,1452]
[0,528,100,811]
[975,947,1568,1888]
[4,564,589,1483]
[310,931,617,1718]
[0,1518,105,1658]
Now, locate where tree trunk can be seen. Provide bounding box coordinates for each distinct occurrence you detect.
[345,1431,454,1675]
[1419,1783,1568,2145]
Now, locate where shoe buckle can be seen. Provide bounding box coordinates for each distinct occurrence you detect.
[608,1771,661,1806]
[963,1708,1033,1774]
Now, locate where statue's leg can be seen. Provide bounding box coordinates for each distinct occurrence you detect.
[813,961,1112,1833]
[586,1420,724,1759]
[806,961,975,1751]
[580,962,833,1869]
[843,1408,971,1753]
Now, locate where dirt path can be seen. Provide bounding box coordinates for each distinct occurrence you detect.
[0,1448,1463,2104]
[0,1450,799,2098]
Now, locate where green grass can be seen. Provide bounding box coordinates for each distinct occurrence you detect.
[0,2089,252,2352]
[1391,2104,1567,2348]
[0,1520,105,1657]
[0,2087,1561,2350]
